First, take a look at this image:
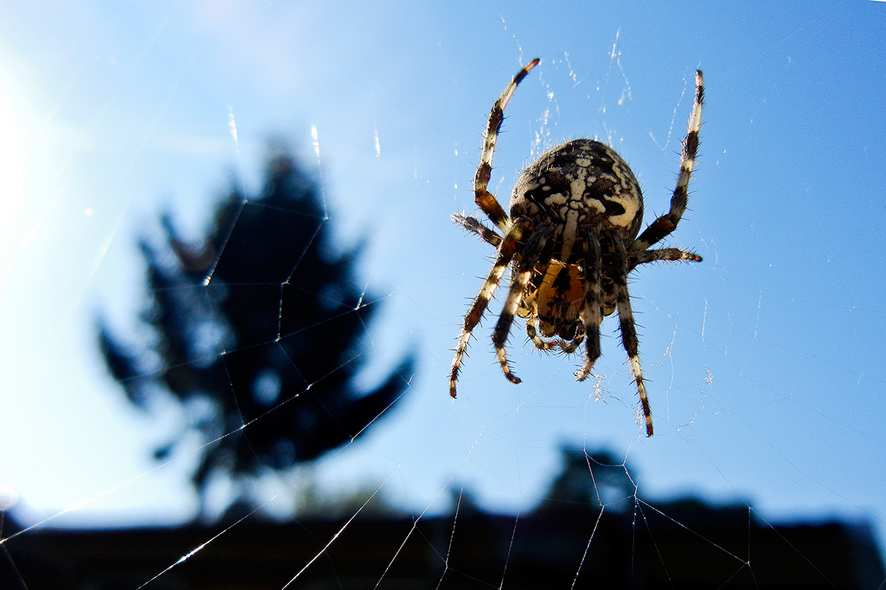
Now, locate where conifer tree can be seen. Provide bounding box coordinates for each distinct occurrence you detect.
[98,150,414,516]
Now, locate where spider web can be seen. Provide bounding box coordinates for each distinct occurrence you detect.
[2,2,886,589]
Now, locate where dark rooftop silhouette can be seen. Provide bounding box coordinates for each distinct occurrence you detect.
[3,446,883,589]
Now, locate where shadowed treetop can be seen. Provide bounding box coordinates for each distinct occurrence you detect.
[98,150,415,518]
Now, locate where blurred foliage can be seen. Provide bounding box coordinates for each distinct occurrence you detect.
[97,148,414,519]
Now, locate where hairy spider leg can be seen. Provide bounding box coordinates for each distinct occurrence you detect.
[451,213,503,248]
[609,232,654,437]
[629,247,702,271]
[473,58,540,233]
[449,218,532,397]
[491,222,555,385]
[629,70,704,254]
[575,227,604,381]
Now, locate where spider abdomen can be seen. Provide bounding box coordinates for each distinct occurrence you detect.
[511,139,644,264]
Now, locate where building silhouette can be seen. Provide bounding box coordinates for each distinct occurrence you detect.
[3,447,883,589]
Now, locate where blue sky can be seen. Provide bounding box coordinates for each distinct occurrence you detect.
[1,0,885,577]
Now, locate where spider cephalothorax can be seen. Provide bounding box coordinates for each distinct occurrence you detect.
[449,58,704,436]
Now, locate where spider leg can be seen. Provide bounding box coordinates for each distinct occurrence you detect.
[450,218,532,397]
[474,58,540,233]
[610,231,654,437]
[628,247,702,272]
[451,213,503,248]
[629,70,704,254]
[492,221,554,384]
[575,227,603,381]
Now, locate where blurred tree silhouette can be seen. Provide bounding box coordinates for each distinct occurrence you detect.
[97,148,414,518]
[540,447,635,513]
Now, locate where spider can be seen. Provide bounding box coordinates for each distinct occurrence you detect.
[449,58,704,436]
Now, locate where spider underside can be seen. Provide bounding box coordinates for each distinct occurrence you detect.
[449,58,704,437]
